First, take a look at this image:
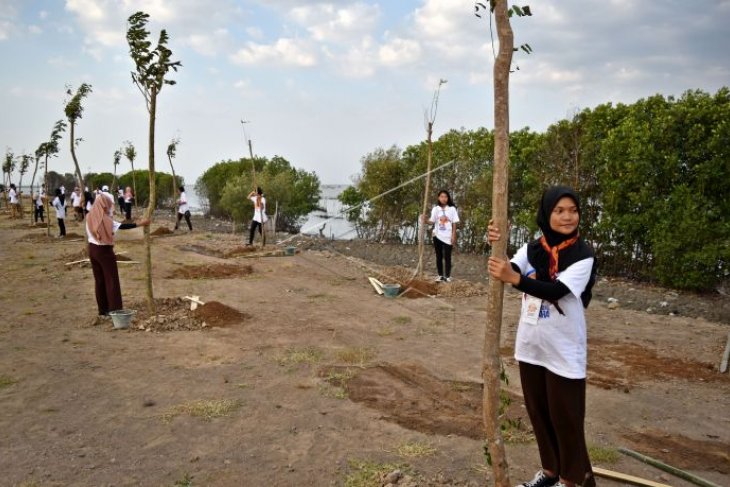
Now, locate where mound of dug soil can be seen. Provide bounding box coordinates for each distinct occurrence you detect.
[623,430,730,474]
[151,226,173,236]
[320,363,529,440]
[170,263,253,279]
[177,244,225,258]
[107,298,250,332]
[223,245,258,258]
[192,301,250,327]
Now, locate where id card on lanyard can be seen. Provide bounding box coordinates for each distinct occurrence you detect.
[522,295,542,326]
[438,208,449,232]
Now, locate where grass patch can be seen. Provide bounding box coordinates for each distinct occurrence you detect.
[161,399,241,423]
[588,444,619,464]
[336,347,375,366]
[344,459,409,487]
[276,346,324,368]
[391,316,412,325]
[173,473,194,487]
[318,383,348,399]
[0,375,17,389]
[396,441,437,458]
[376,326,395,337]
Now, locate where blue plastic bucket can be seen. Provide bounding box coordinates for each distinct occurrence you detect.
[382,284,401,298]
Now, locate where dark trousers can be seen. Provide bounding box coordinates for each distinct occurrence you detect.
[117,197,125,213]
[124,202,132,220]
[57,218,66,237]
[175,211,192,231]
[88,243,123,316]
[519,362,594,486]
[248,220,262,244]
[433,237,453,278]
[34,206,44,223]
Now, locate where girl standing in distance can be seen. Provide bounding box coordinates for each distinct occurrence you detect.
[422,190,460,282]
[34,184,46,223]
[123,186,134,221]
[51,188,66,238]
[86,192,150,317]
[487,186,597,487]
[247,187,267,246]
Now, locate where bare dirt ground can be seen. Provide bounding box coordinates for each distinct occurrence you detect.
[0,215,728,487]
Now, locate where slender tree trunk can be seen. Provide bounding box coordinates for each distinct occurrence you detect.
[417,122,434,277]
[482,2,513,486]
[69,122,85,197]
[144,87,157,312]
[29,158,40,225]
[18,172,26,218]
[44,155,50,236]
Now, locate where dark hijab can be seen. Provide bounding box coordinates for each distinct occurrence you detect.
[526,186,597,308]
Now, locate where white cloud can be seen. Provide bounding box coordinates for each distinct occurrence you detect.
[378,37,421,66]
[39,10,49,20]
[289,2,380,42]
[28,24,43,35]
[231,38,318,67]
[184,28,230,57]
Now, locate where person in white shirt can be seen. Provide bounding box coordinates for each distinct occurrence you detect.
[85,192,149,316]
[8,184,19,219]
[116,188,125,213]
[247,187,267,245]
[51,188,66,237]
[487,186,598,487]
[71,187,83,221]
[34,184,46,223]
[174,185,192,232]
[422,190,460,282]
[123,187,134,221]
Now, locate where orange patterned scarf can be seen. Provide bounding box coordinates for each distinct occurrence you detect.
[539,234,579,281]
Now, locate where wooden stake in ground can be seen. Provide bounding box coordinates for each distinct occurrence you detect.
[127,11,182,312]
[417,80,447,277]
[482,1,514,486]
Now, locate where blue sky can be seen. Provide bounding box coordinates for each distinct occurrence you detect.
[1,0,729,186]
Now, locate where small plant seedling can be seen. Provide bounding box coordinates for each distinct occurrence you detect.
[276,346,324,368]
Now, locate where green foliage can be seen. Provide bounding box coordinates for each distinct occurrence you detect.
[36,120,66,162]
[167,137,180,159]
[127,11,181,99]
[197,155,320,232]
[64,83,92,123]
[115,170,181,208]
[349,87,730,291]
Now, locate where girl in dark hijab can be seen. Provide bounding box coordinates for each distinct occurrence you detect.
[487,186,597,487]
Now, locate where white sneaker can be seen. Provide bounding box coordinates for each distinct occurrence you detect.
[445,277,453,283]
[515,470,559,487]
[434,276,444,282]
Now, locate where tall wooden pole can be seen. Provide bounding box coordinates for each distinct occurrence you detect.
[482,1,514,486]
[417,121,434,276]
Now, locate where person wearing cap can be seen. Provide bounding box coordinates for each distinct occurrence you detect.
[85,191,150,317]
[174,186,193,232]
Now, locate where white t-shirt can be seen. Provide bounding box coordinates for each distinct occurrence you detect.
[429,205,460,245]
[8,188,18,204]
[71,192,81,208]
[86,219,122,246]
[178,191,189,214]
[35,190,45,207]
[250,195,267,223]
[510,243,594,379]
[52,196,65,219]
